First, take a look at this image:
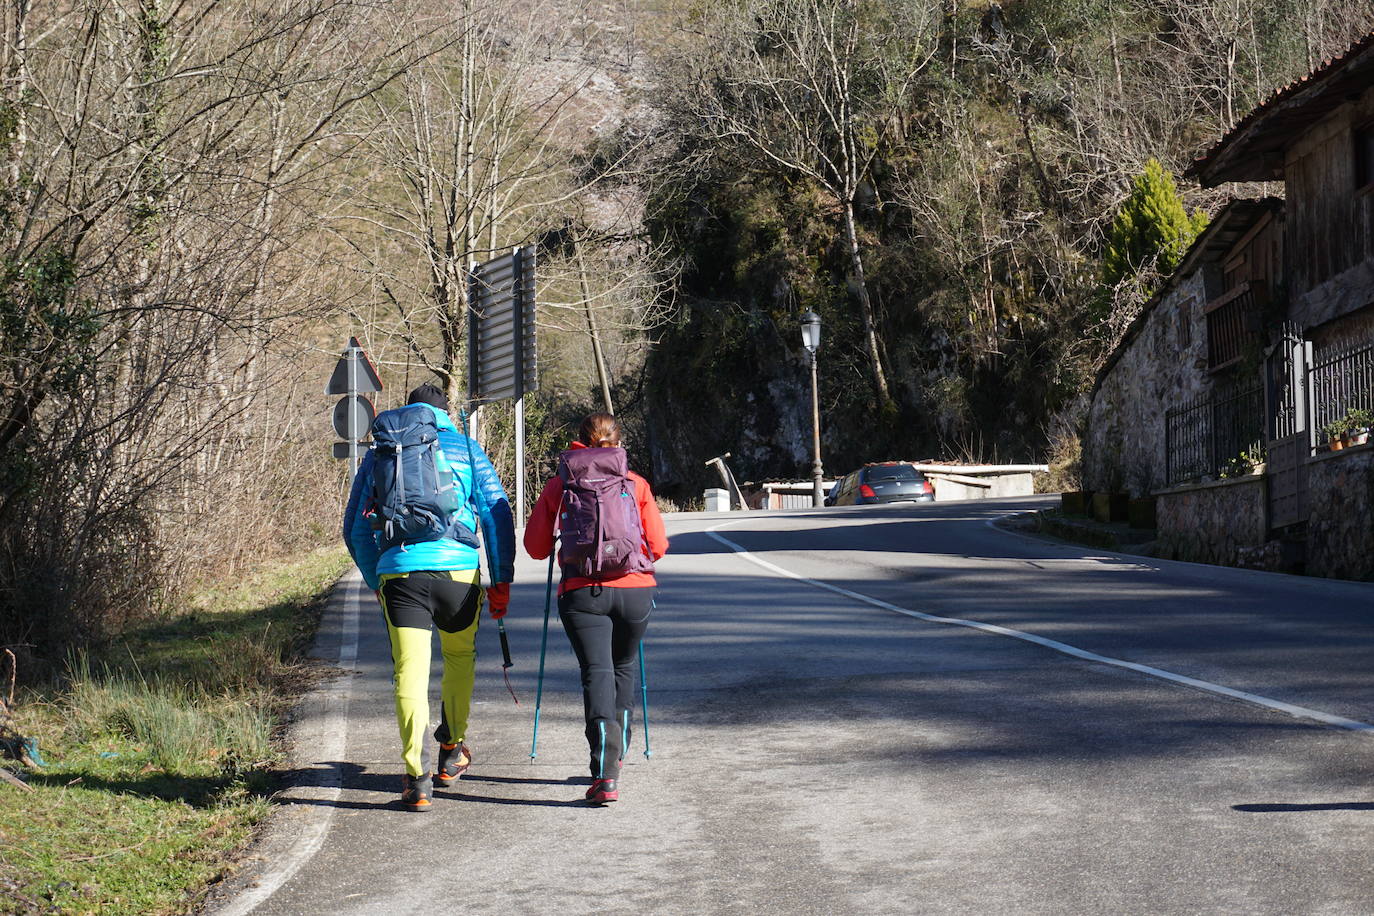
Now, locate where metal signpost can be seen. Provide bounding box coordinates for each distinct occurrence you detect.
[468,246,538,519]
[327,336,382,470]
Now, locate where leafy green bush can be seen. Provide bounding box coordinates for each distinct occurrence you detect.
[1102,159,1209,290]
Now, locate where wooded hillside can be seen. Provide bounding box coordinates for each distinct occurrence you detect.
[637,0,1374,498]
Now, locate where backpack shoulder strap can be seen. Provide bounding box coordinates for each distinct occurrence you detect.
[456,407,478,512]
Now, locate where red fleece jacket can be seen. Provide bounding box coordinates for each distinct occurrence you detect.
[523,442,668,594]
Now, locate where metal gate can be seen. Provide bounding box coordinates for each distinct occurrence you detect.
[1264,323,1310,530]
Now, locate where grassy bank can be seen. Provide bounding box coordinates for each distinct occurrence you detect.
[0,547,352,915]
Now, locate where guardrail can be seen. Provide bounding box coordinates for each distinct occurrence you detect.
[910,464,1045,500]
[747,464,1046,508]
[758,481,836,509]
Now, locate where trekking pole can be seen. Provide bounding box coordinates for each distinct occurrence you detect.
[638,640,652,759]
[497,619,518,705]
[530,548,556,759]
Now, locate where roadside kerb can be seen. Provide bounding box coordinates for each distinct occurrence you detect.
[200,571,363,916]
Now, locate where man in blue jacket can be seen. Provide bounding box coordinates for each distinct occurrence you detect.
[344,383,515,810]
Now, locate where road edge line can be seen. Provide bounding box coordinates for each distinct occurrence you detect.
[205,570,362,916]
[705,524,1374,735]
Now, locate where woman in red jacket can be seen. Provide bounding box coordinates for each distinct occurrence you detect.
[524,413,668,805]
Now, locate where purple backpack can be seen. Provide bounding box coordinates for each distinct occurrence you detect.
[557,447,654,579]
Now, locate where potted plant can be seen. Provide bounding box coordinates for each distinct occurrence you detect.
[1321,417,1348,451]
[1345,408,1373,446]
[1220,449,1258,478]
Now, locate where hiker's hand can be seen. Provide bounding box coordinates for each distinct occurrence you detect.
[487,582,510,619]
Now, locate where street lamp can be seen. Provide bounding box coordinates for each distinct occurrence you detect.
[800,310,824,507]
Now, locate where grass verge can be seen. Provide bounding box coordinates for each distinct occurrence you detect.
[0,546,351,915]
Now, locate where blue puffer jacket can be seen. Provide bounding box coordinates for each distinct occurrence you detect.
[343,403,515,590]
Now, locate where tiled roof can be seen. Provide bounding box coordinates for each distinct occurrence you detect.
[1187,32,1374,187]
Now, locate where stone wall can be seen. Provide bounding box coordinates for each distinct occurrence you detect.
[1155,475,1268,566]
[1303,445,1374,580]
[1083,268,1214,497]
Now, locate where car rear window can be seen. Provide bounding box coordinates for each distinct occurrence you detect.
[864,464,918,481]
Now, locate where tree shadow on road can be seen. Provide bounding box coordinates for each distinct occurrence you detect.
[438,788,590,807]
[273,795,396,811]
[462,773,588,786]
[1233,802,1374,812]
[266,760,388,810]
[272,763,598,810]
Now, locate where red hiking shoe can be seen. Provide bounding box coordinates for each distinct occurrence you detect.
[585,778,618,805]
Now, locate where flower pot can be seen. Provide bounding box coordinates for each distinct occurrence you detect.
[1330,437,1345,451]
[1351,428,1371,446]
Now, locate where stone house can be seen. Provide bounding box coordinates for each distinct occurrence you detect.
[1084,34,1374,579]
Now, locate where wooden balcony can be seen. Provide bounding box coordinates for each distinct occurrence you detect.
[1205,280,1267,371]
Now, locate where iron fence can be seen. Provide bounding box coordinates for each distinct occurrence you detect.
[1309,340,1374,441]
[1265,322,1304,441]
[1162,328,1373,487]
[1165,383,1266,486]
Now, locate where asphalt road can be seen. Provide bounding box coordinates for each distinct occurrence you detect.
[205,496,1374,916]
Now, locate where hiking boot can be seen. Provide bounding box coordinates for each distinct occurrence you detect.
[433,742,472,786]
[400,774,433,811]
[585,778,618,805]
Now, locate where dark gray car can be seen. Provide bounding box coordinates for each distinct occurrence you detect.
[826,463,935,506]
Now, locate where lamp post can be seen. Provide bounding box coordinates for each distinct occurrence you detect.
[800,310,824,507]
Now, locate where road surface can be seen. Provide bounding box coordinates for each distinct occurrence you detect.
[205,496,1374,915]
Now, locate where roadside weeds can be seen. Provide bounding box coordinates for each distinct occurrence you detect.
[0,547,351,916]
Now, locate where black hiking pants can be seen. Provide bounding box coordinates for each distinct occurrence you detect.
[557,584,653,780]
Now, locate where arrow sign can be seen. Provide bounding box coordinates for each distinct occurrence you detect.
[325,336,382,395]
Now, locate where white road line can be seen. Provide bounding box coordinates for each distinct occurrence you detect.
[706,523,1374,735]
[214,573,362,916]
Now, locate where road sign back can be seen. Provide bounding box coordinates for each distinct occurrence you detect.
[332,394,375,440]
[326,336,383,394]
[467,248,537,404]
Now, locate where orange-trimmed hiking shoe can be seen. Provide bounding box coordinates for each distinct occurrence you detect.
[400,774,433,811]
[433,742,472,786]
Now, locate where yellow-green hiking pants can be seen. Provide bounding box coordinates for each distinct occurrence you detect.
[378,569,484,778]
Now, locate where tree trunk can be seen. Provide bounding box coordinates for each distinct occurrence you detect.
[841,198,890,404]
[575,234,614,414]
[4,0,29,198]
[451,1,475,412]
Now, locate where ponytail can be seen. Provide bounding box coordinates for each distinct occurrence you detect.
[578,413,621,448]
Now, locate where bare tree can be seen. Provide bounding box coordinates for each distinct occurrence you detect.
[0,0,433,652]
[334,0,653,412]
[533,218,678,411]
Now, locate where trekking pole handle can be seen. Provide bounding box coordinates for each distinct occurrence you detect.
[498,621,513,669]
